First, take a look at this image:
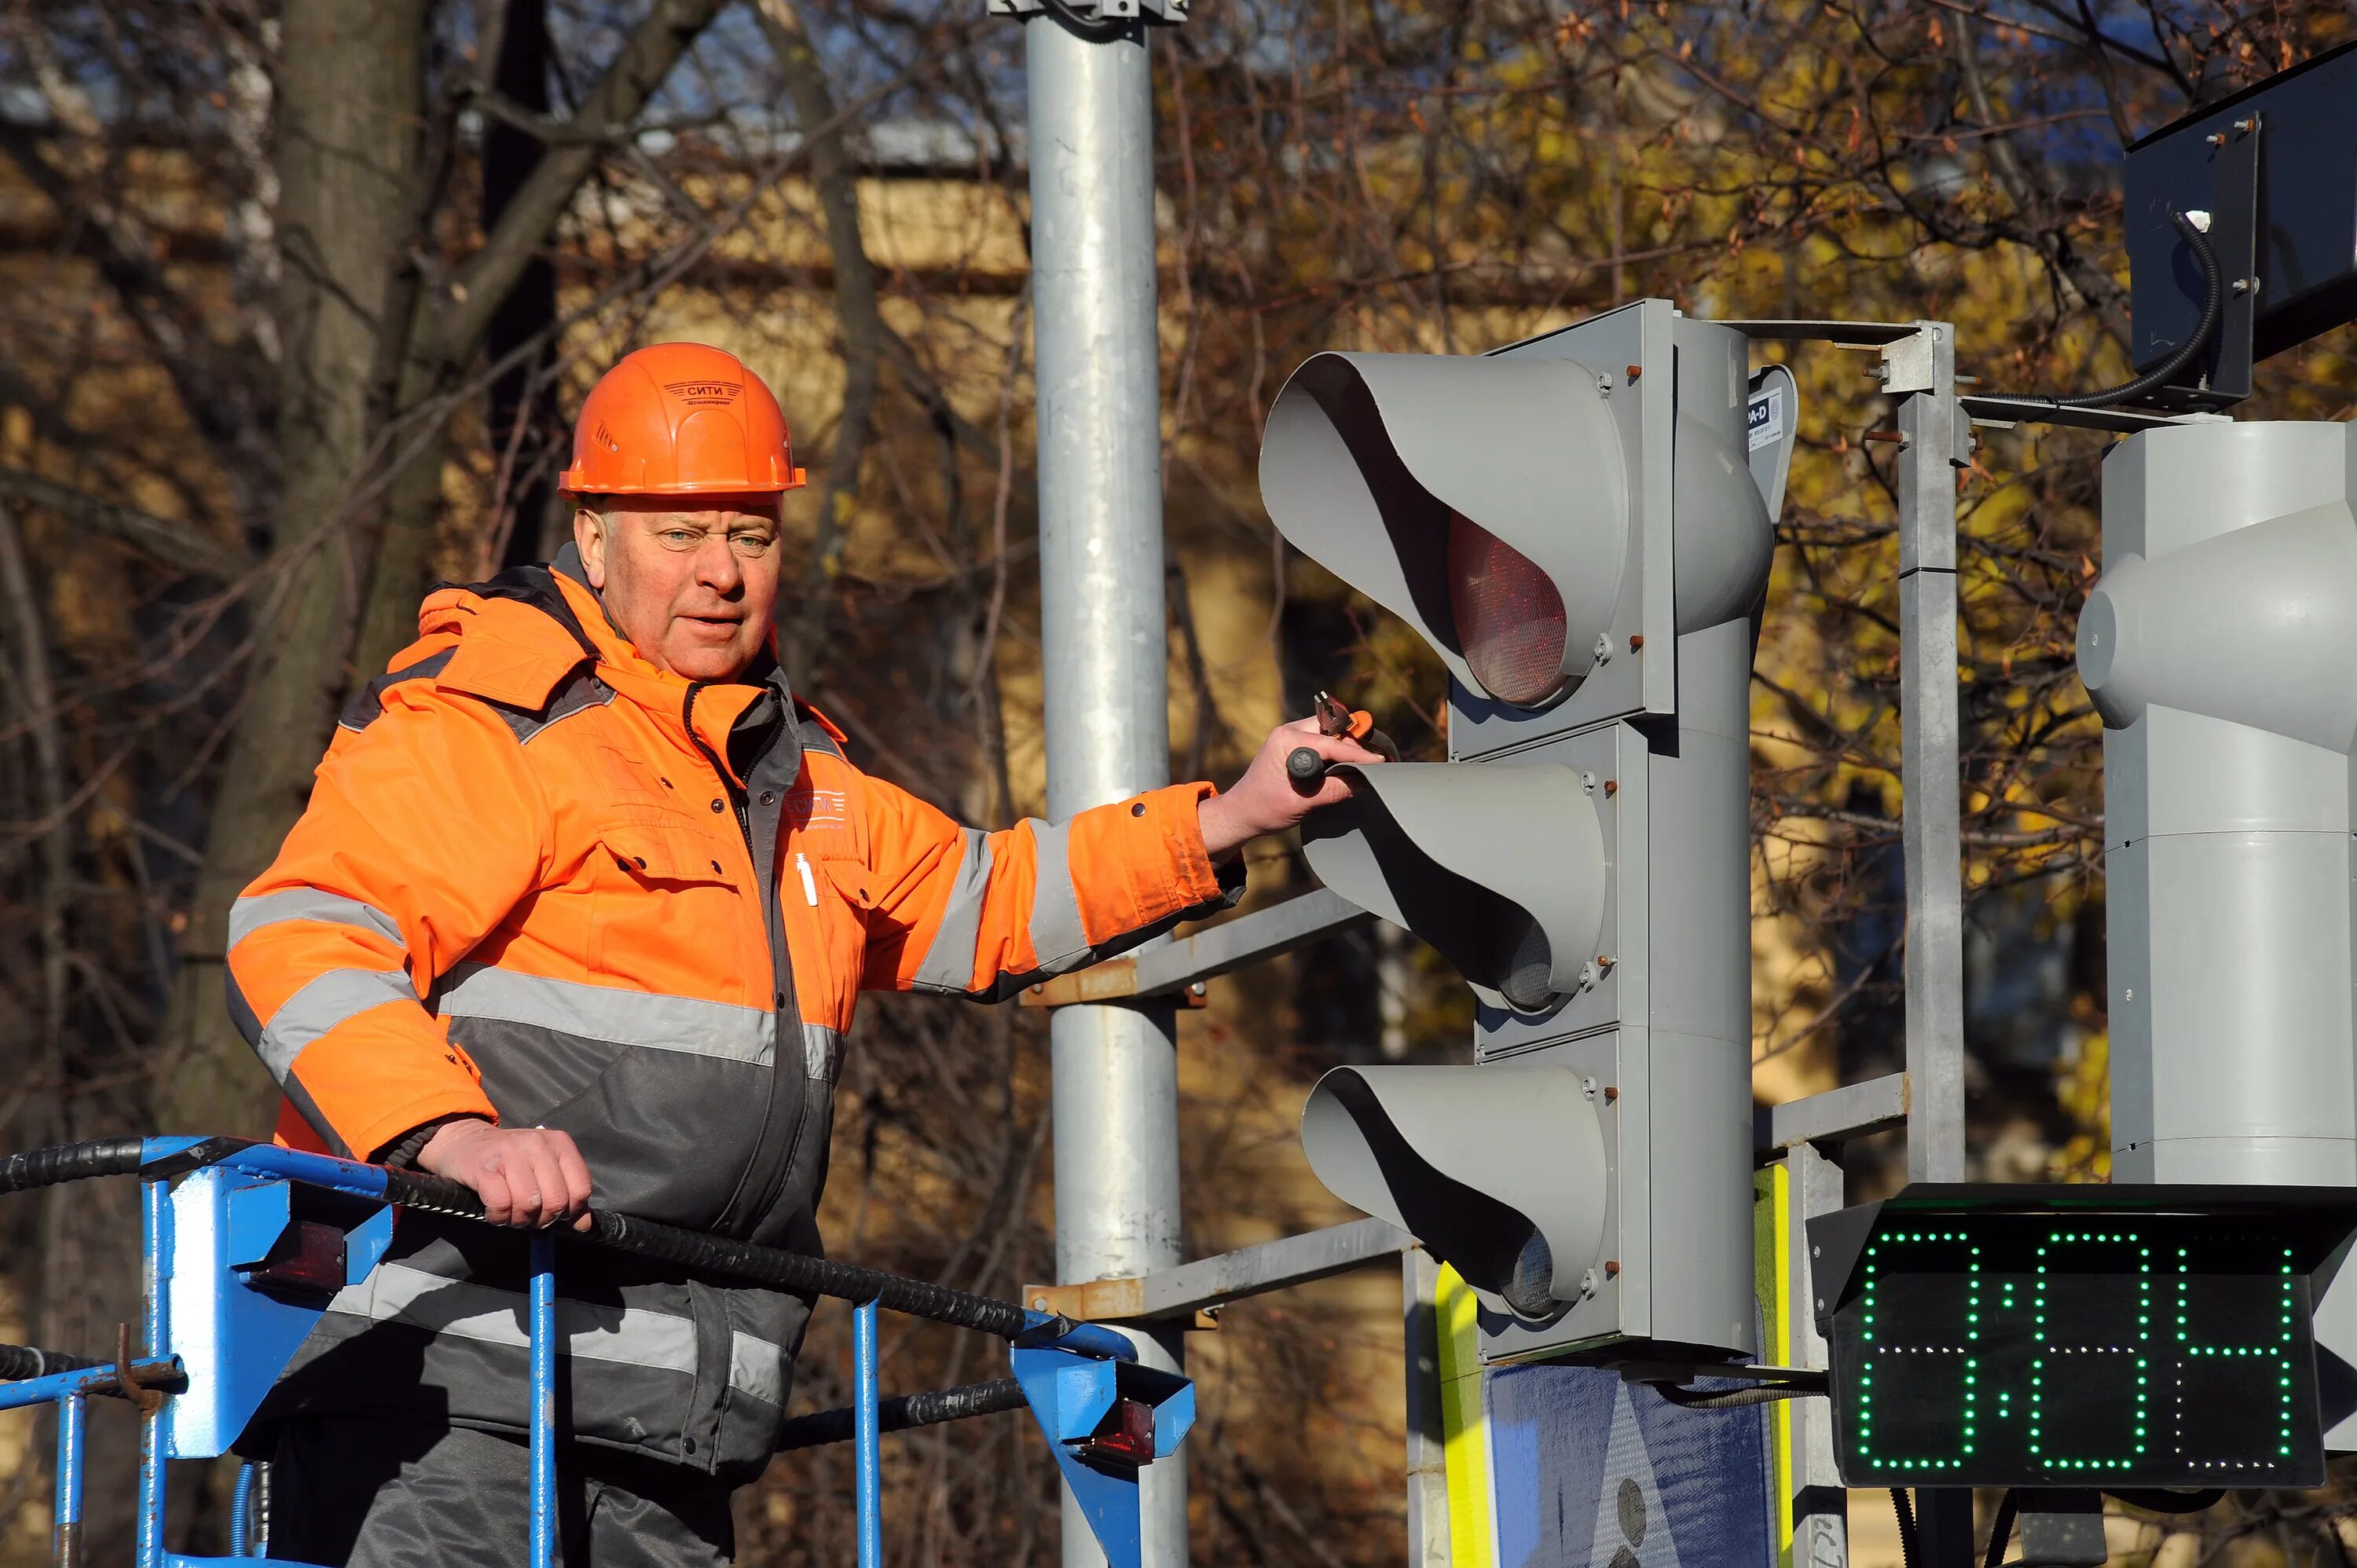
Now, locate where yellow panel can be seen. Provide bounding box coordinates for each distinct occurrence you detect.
[1434,1266,1494,1568]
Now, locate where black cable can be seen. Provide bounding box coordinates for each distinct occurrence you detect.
[11,1145,1039,1342]
[585,1210,1036,1339]
[1975,211,2223,411]
[1036,0,1132,42]
[379,1167,1036,1338]
[0,1343,106,1381]
[0,1137,145,1195]
[1892,1488,1920,1568]
[1983,1489,2018,1568]
[774,1377,1030,1451]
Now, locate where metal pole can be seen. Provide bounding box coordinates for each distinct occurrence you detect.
[1402,1251,1450,1568]
[1891,322,1973,1568]
[135,1178,169,1568]
[529,1231,558,1568]
[1890,323,1968,1185]
[1024,16,1186,1567]
[54,1391,85,1568]
[853,1299,882,1568]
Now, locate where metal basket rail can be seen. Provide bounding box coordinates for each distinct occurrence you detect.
[0,1137,1191,1568]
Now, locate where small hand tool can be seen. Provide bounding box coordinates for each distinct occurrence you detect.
[1286,691,1398,789]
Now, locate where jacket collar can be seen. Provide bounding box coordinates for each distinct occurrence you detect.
[544,545,793,782]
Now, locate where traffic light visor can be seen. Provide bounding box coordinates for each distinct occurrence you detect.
[1260,352,1629,708]
[1303,762,1607,1013]
[1303,1064,1608,1316]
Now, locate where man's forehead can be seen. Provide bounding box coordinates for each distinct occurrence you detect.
[603,496,782,526]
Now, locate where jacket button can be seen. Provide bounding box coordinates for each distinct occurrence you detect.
[709,859,723,874]
[1131,800,1147,816]
[681,1437,697,1455]
[634,857,647,870]
[661,778,673,789]
[709,798,725,814]
[760,791,775,806]
[775,991,786,1008]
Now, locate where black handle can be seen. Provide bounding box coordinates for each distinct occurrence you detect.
[1286,747,1327,787]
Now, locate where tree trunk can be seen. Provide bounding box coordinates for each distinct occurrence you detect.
[350,0,735,683]
[157,0,429,1137]
[486,0,562,573]
[757,0,886,688]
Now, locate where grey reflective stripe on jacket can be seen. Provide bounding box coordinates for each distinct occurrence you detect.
[270,1216,816,1477]
[326,1262,788,1407]
[222,888,420,1089]
[436,965,776,1065]
[905,814,1247,1003]
[906,816,1094,997]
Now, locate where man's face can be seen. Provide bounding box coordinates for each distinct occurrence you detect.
[574,494,783,681]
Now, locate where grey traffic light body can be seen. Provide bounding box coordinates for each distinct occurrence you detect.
[1265,301,1783,1364]
[2083,418,2357,1441]
[2084,420,2357,1189]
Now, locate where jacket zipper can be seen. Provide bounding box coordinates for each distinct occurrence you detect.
[682,680,804,1236]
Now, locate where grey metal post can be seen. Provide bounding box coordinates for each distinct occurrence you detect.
[1024,17,1187,1566]
[1783,1143,1848,1568]
[1890,324,1974,1568]
[1402,1251,1451,1568]
[1888,324,1968,1185]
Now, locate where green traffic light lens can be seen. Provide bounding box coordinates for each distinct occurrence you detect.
[1448,510,1567,706]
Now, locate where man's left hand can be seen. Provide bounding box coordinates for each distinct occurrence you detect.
[1198,717,1387,859]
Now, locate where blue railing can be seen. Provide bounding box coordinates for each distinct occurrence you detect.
[0,1137,1193,1568]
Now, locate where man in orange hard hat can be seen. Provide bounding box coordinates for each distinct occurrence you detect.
[227,341,1383,1566]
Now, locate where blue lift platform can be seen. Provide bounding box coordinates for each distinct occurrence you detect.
[0,1136,1194,1567]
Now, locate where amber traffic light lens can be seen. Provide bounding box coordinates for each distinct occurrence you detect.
[1447,511,1567,706]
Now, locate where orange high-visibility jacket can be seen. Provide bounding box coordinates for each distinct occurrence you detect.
[225,550,1239,1473]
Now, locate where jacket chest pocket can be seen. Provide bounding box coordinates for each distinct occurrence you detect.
[590,814,762,993]
[784,852,871,1033]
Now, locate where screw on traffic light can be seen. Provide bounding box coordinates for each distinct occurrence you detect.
[1262,300,1795,1361]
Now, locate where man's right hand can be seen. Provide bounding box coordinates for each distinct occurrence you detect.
[416,1119,595,1230]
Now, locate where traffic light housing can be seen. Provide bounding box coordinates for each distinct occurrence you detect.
[1266,301,1791,1361]
[2081,416,2357,1442]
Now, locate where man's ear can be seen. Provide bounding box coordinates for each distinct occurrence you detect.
[572,507,608,589]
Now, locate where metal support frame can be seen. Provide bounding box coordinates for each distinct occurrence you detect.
[1756,1072,1909,1156]
[1778,1144,1849,1568]
[528,1233,556,1568]
[1022,1218,1409,1322]
[1024,10,1188,1563]
[0,1141,1193,1568]
[1021,888,1370,1007]
[1886,321,1970,1187]
[54,1392,84,1568]
[1719,318,1973,1184]
[853,1300,882,1568]
[1402,1251,1450,1568]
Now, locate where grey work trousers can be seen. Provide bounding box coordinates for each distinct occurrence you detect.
[266,1418,735,1568]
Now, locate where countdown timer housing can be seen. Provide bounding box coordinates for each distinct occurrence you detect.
[1809,1185,2357,1490]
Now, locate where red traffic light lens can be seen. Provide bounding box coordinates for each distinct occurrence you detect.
[1447,511,1567,706]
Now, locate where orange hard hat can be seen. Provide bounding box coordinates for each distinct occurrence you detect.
[559,343,808,496]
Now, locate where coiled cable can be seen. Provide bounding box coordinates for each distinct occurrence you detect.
[1976,211,2223,410]
[0,1138,145,1196]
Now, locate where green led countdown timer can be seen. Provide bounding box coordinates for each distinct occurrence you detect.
[1809,1185,2357,1490]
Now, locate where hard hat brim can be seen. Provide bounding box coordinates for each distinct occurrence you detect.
[559,467,810,497]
